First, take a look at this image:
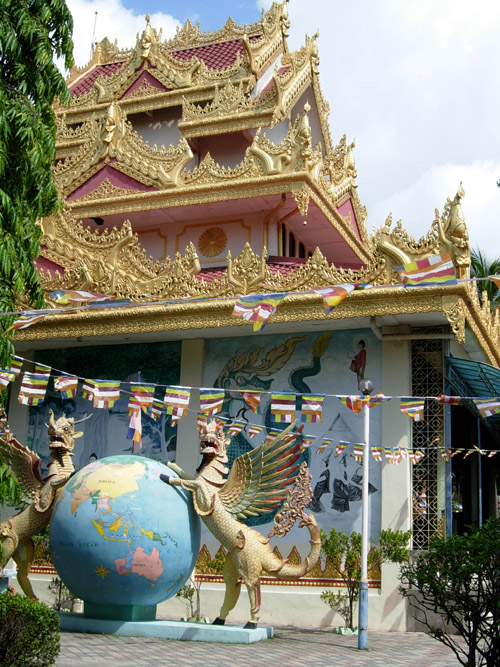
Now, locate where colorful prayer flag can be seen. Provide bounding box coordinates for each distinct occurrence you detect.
[241,390,261,414]
[49,289,115,304]
[371,447,383,461]
[339,395,367,414]
[317,437,334,454]
[131,384,155,413]
[353,445,364,462]
[270,392,296,423]
[163,386,190,420]
[314,285,356,315]
[488,275,500,289]
[264,428,281,445]
[473,398,500,418]
[336,442,347,456]
[232,293,287,332]
[400,398,425,421]
[81,380,97,401]
[300,437,315,451]
[228,420,246,437]
[151,399,165,421]
[435,395,462,406]
[6,313,46,331]
[384,448,395,464]
[18,373,49,406]
[34,363,51,378]
[300,394,325,423]
[54,375,78,399]
[197,413,208,432]
[0,371,15,390]
[9,356,23,375]
[248,425,264,439]
[395,252,456,287]
[199,389,225,415]
[92,380,120,409]
[127,398,142,453]
[366,393,391,408]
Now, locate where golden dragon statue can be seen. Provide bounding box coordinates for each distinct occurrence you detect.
[162,420,320,628]
[0,409,86,598]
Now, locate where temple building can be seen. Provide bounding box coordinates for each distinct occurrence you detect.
[5,2,500,629]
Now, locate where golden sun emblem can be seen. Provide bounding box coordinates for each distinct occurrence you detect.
[198,227,227,258]
[94,562,111,580]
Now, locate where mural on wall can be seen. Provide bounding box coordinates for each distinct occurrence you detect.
[26,342,181,473]
[203,329,382,556]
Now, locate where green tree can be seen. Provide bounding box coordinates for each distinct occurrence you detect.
[0,0,74,368]
[470,248,500,309]
[400,518,500,667]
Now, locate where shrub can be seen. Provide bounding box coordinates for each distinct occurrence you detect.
[0,590,60,666]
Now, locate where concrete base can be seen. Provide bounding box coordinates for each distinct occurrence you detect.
[58,612,273,643]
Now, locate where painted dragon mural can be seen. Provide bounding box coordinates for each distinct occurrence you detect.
[161,420,320,627]
[0,410,86,598]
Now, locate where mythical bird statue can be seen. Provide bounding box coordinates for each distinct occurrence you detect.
[0,409,86,598]
[162,420,320,628]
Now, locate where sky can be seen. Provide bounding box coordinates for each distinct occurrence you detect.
[65,0,500,258]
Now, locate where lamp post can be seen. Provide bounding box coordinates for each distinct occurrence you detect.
[358,377,374,650]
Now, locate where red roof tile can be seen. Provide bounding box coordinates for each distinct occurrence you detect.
[172,39,246,71]
[70,62,125,97]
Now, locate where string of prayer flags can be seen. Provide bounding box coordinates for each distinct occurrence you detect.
[353,444,364,462]
[339,395,367,414]
[18,373,49,406]
[151,399,165,421]
[6,313,46,332]
[270,392,296,423]
[54,375,78,399]
[131,384,155,414]
[232,293,287,332]
[371,447,383,461]
[199,389,225,415]
[228,420,246,437]
[241,390,261,414]
[314,284,356,315]
[300,394,325,423]
[472,398,500,418]
[366,393,391,408]
[395,252,457,287]
[400,398,425,421]
[0,371,15,390]
[248,425,265,439]
[81,380,97,402]
[9,356,23,375]
[436,395,462,406]
[127,397,142,452]
[91,380,120,409]
[336,442,347,456]
[317,437,334,454]
[163,386,190,421]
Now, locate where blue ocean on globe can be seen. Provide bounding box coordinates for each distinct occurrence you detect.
[49,455,200,607]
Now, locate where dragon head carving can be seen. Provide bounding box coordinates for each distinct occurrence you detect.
[199,419,229,457]
[47,409,86,453]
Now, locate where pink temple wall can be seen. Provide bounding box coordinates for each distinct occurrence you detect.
[337,199,362,241]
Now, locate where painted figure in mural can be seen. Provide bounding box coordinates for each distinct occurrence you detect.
[161,420,320,628]
[349,339,366,389]
[308,452,332,513]
[0,410,87,598]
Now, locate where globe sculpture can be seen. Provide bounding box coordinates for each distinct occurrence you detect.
[49,455,200,621]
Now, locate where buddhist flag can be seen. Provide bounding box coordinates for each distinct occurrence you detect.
[385,448,395,464]
[228,420,246,437]
[9,356,23,375]
[0,371,15,390]
[199,389,225,415]
[400,398,425,421]
[49,289,114,305]
[151,399,165,421]
[127,397,142,453]
[300,437,315,451]
[366,393,391,408]
[232,293,287,332]
[473,398,500,418]
[92,380,120,409]
[440,447,452,461]
[317,437,334,454]
[81,380,97,402]
[241,390,261,414]
[336,442,347,456]
[54,375,78,399]
[270,392,296,423]
[353,444,364,462]
[248,425,264,439]
[315,285,356,315]
[34,363,51,379]
[393,448,402,465]
[197,413,208,432]
[371,447,383,461]
[339,395,367,414]
[488,275,500,289]
[300,394,325,423]
[163,386,190,420]
[18,373,49,406]
[395,252,456,287]
[131,384,155,414]
[487,451,498,457]
[435,395,462,406]
[6,312,46,331]
[264,428,281,445]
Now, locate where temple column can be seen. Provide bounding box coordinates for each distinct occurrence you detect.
[176,338,205,475]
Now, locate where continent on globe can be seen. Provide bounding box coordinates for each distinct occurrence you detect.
[115,546,164,583]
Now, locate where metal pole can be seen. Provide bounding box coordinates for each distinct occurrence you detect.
[477,417,483,527]
[358,382,372,650]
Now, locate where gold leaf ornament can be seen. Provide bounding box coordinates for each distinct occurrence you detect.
[198,227,227,257]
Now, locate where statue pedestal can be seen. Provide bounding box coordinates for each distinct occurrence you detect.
[58,612,273,643]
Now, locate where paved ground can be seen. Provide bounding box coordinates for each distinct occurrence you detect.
[56,627,465,666]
